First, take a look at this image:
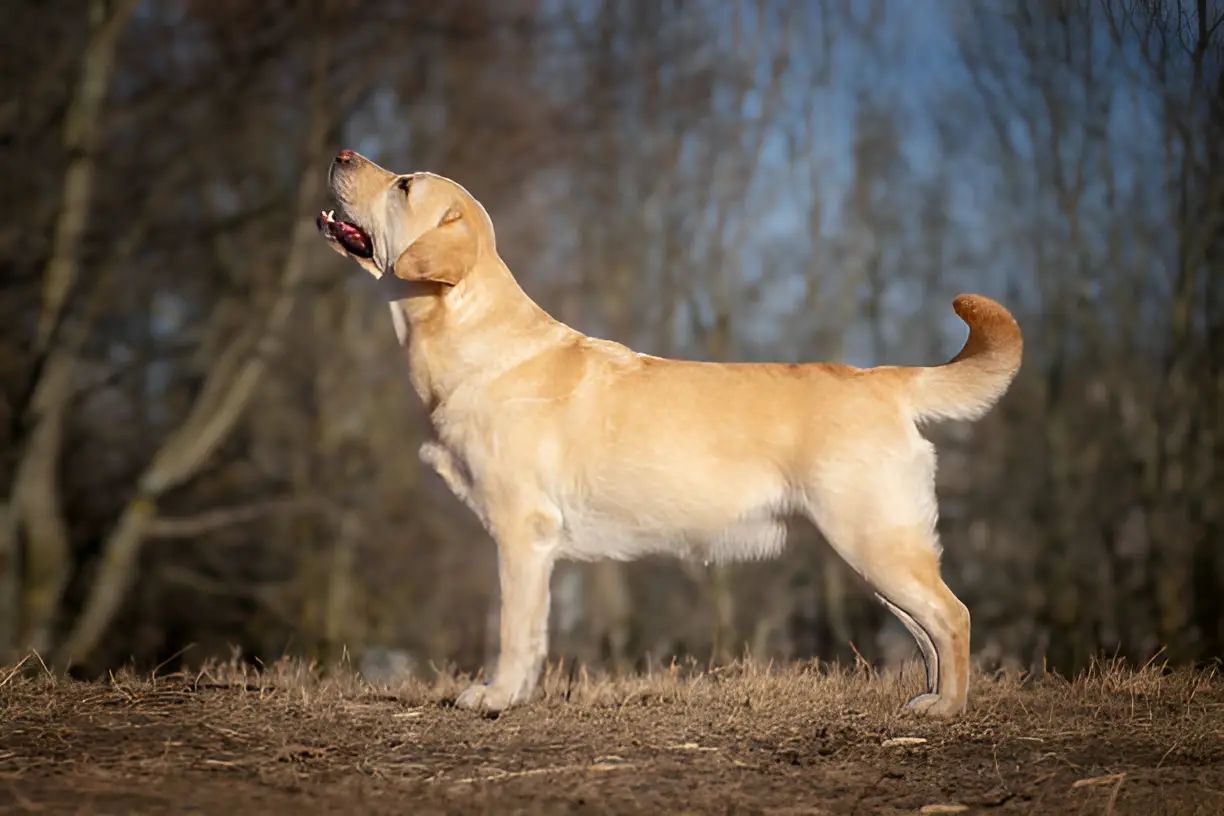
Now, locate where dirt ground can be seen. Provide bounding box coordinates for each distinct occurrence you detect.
[1,657,1222,815]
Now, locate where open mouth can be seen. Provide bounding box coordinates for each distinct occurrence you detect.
[317,210,374,259]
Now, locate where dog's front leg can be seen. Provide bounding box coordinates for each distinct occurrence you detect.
[420,441,487,528]
[456,507,560,713]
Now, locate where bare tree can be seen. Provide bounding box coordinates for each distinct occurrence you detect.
[4,0,1219,680]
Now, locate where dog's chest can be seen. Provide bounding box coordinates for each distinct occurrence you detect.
[428,399,535,490]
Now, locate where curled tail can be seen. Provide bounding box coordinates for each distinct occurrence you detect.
[903,294,1023,423]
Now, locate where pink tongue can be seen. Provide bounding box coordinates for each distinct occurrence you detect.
[336,222,371,254]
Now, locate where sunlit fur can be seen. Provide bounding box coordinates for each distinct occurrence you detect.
[319,151,1024,718]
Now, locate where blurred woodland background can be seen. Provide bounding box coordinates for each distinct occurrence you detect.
[2,0,1223,682]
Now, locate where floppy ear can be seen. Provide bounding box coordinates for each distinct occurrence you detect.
[393,208,474,286]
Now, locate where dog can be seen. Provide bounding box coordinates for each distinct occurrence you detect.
[318,149,1023,718]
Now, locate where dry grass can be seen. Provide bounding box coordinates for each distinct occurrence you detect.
[1,655,1222,814]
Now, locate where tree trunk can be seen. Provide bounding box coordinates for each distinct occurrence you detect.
[0,0,138,663]
[35,0,139,354]
[0,505,18,658]
[51,21,337,671]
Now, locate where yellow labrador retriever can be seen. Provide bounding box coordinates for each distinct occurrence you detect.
[318,149,1023,718]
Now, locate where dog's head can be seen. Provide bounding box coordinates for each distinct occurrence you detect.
[318,150,495,288]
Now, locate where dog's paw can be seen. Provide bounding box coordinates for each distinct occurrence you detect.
[454,682,523,714]
[903,692,966,719]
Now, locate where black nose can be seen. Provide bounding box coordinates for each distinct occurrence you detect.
[336,149,356,164]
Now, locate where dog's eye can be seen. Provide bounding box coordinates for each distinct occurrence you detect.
[397,177,413,194]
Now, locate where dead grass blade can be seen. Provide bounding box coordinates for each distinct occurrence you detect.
[1071,772,1126,789]
[1072,772,1127,815]
[0,654,32,689]
[441,759,634,785]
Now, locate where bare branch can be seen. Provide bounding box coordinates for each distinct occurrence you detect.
[146,497,335,540]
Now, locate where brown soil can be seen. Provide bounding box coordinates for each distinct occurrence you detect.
[1,658,1222,815]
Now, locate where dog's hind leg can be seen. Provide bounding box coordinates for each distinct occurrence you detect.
[821,519,969,717]
[802,446,971,717]
[877,593,939,694]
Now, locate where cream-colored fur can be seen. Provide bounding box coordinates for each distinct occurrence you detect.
[318,150,1024,718]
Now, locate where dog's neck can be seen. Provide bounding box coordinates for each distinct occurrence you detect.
[380,257,566,413]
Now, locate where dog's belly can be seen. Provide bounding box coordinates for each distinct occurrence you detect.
[547,446,799,564]
[556,502,790,565]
